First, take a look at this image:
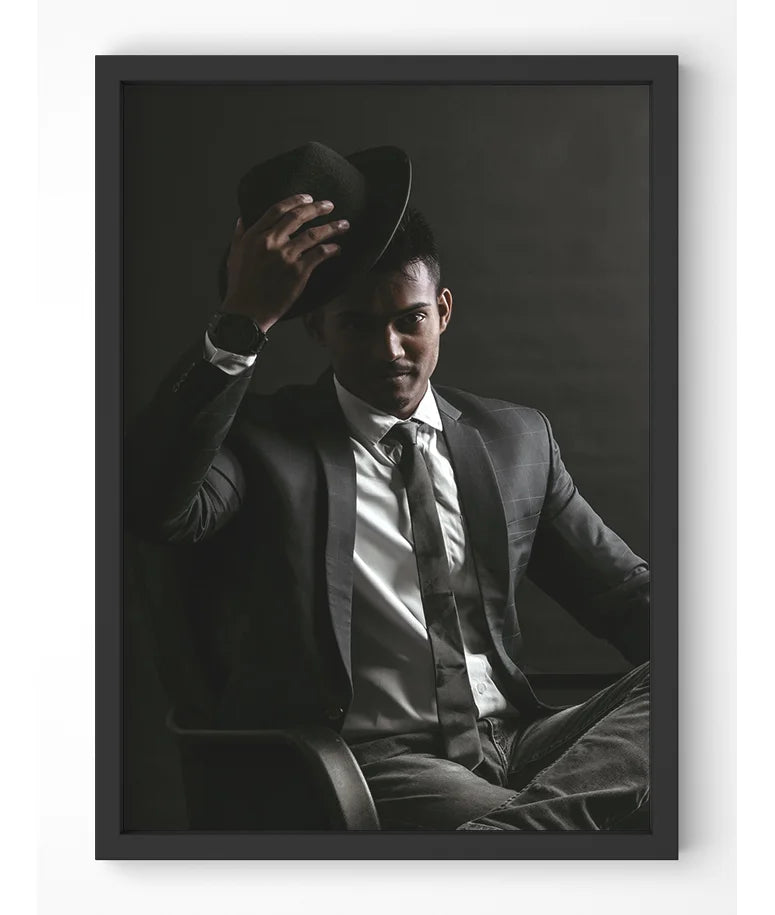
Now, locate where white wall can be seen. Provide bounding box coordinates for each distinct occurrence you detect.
[26,0,748,912]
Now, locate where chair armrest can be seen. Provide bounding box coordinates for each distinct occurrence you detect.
[167,711,380,830]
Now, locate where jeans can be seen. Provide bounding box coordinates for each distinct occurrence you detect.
[348,661,650,830]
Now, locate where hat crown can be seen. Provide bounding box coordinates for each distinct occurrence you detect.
[238,141,367,230]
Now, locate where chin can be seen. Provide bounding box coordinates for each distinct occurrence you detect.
[383,391,417,418]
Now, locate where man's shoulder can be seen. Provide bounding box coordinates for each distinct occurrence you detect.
[433,384,548,433]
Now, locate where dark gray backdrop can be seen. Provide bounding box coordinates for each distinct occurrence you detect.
[122,83,649,827]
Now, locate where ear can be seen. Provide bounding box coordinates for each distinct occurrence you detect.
[437,288,453,334]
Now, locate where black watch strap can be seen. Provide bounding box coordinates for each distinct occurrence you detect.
[207,312,269,356]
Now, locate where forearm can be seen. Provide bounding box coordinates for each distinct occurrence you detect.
[527,508,650,665]
[527,410,650,666]
[123,337,255,543]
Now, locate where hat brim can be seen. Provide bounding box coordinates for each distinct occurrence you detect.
[217,145,412,321]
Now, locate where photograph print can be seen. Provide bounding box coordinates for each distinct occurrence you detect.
[105,56,676,856]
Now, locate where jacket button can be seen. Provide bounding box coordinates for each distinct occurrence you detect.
[325,706,344,721]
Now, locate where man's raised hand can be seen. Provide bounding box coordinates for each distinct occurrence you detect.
[221,194,350,332]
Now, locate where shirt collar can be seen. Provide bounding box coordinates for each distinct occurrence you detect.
[333,375,443,448]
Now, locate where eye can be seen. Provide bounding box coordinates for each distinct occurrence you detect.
[396,312,426,331]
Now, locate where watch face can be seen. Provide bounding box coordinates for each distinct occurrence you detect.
[212,313,261,355]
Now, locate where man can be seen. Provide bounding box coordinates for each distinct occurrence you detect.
[125,141,650,830]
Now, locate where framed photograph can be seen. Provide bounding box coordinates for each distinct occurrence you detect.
[97,55,677,859]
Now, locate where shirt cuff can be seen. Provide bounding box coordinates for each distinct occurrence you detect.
[203,331,257,376]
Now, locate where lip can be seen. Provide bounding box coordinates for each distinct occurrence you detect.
[375,371,411,382]
[374,366,413,378]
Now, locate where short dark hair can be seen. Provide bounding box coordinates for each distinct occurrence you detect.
[371,206,442,293]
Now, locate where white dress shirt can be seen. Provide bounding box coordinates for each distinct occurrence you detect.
[333,378,519,741]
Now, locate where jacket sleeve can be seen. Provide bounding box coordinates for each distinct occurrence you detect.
[123,338,257,544]
[525,411,650,666]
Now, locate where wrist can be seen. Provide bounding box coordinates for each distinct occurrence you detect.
[221,296,277,334]
[207,311,269,356]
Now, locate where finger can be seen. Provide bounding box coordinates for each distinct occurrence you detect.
[247,194,315,236]
[299,242,341,276]
[231,216,245,246]
[286,218,350,258]
[270,199,335,243]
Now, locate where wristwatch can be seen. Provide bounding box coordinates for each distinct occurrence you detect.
[207,312,269,356]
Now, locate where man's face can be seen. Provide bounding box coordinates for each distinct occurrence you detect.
[306,261,452,418]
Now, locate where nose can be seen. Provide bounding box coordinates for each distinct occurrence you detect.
[374,324,405,362]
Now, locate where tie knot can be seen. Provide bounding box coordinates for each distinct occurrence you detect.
[383,421,419,450]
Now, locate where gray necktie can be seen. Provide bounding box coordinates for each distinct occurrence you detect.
[383,421,484,769]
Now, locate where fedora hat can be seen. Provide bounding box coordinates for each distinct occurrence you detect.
[217,140,412,319]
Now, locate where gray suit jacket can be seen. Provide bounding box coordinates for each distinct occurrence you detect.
[125,342,650,730]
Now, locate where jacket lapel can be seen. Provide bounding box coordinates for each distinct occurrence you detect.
[299,373,357,682]
[434,389,511,645]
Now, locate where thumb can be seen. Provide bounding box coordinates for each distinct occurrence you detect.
[232,216,245,244]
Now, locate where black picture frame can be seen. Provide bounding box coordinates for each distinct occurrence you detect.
[96,54,678,860]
